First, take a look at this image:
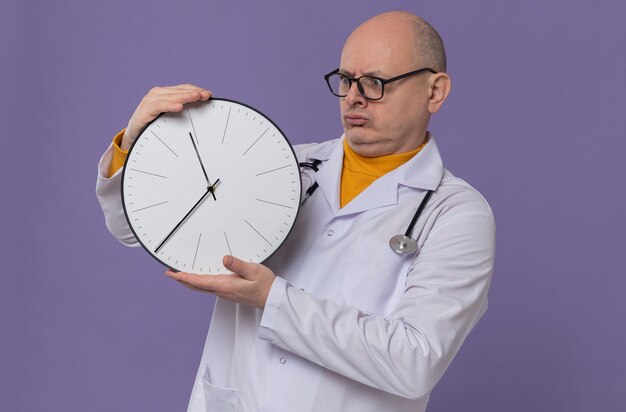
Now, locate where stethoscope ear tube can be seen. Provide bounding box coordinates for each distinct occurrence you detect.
[390,190,434,255]
[299,160,323,205]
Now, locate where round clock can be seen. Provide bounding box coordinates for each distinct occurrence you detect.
[121,98,302,274]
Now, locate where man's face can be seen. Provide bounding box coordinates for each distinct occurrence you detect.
[339,19,432,157]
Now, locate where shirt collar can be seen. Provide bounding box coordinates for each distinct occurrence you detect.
[305,133,444,216]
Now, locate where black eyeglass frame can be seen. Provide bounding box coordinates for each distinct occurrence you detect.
[323,67,438,101]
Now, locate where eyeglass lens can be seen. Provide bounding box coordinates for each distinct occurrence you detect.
[327,74,383,100]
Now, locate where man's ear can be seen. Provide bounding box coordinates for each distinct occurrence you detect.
[428,73,451,114]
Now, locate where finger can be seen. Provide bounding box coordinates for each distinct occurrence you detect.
[175,279,213,294]
[148,90,211,107]
[143,91,212,116]
[166,270,233,292]
[124,86,212,147]
[151,88,212,100]
[166,271,212,290]
[172,83,212,92]
[149,86,212,101]
[143,99,184,118]
[165,268,222,294]
[223,255,256,280]
[134,94,195,126]
[148,84,210,94]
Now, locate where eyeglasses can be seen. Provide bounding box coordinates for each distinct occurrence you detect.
[323,67,438,101]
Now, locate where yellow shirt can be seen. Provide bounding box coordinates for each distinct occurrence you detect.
[340,139,426,208]
[107,130,426,207]
[107,129,128,178]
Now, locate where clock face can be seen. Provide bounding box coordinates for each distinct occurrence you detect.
[121,98,301,274]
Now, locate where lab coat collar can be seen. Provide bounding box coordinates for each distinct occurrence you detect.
[307,134,444,217]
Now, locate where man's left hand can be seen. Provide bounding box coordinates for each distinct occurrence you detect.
[165,256,276,309]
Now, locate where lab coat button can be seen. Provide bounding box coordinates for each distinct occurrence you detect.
[279,357,286,364]
[326,229,334,237]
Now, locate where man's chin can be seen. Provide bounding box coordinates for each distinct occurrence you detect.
[344,136,389,157]
[344,130,371,145]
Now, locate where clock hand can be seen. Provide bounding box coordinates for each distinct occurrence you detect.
[208,178,220,200]
[154,187,213,253]
[189,132,209,185]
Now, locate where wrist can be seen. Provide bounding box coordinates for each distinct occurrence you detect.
[259,275,276,309]
[120,130,133,151]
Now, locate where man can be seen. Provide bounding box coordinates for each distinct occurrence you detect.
[96,11,495,412]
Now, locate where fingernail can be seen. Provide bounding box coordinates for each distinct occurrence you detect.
[223,255,233,267]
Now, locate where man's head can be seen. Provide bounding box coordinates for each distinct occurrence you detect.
[338,11,451,157]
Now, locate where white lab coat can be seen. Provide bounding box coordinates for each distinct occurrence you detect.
[96,134,495,412]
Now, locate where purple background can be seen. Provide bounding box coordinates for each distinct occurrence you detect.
[2,0,625,410]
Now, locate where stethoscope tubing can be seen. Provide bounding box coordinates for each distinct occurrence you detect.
[299,160,322,204]
[403,190,433,239]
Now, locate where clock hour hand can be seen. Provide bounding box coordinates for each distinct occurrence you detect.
[154,187,213,253]
[189,132,209,185]
[208,178,220,201]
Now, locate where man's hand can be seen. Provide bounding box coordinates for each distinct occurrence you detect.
[165,256,276,309]
[121,84,212,151]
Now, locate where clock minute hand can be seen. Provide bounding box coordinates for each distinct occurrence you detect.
[154,187,212,254]
[208,178,220,200]
[189,132,209,184]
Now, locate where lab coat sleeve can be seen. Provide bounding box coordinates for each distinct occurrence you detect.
[258,210,495,399]
[95,142,140,247]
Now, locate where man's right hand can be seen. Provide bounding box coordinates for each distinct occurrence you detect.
[120,84,212,151]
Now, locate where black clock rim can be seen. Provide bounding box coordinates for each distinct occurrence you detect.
[120,97,303,273]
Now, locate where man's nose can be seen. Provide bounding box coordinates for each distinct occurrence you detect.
[344,81,367,107]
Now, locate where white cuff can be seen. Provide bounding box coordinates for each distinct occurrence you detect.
[258,276,288,341]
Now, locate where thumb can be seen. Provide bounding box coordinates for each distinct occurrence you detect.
[223,255,254,278]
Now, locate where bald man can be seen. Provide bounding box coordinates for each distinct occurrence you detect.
[96,11,495,412]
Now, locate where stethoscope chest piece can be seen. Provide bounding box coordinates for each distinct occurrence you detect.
[389,234,418,255]
[388,190,434,255]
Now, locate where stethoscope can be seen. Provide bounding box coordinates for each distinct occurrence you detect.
[299,160,433,255]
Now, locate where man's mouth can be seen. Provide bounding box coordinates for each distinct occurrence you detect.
[344,113,368,126]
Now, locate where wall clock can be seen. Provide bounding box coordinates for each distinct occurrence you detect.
[121,98,301,274]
